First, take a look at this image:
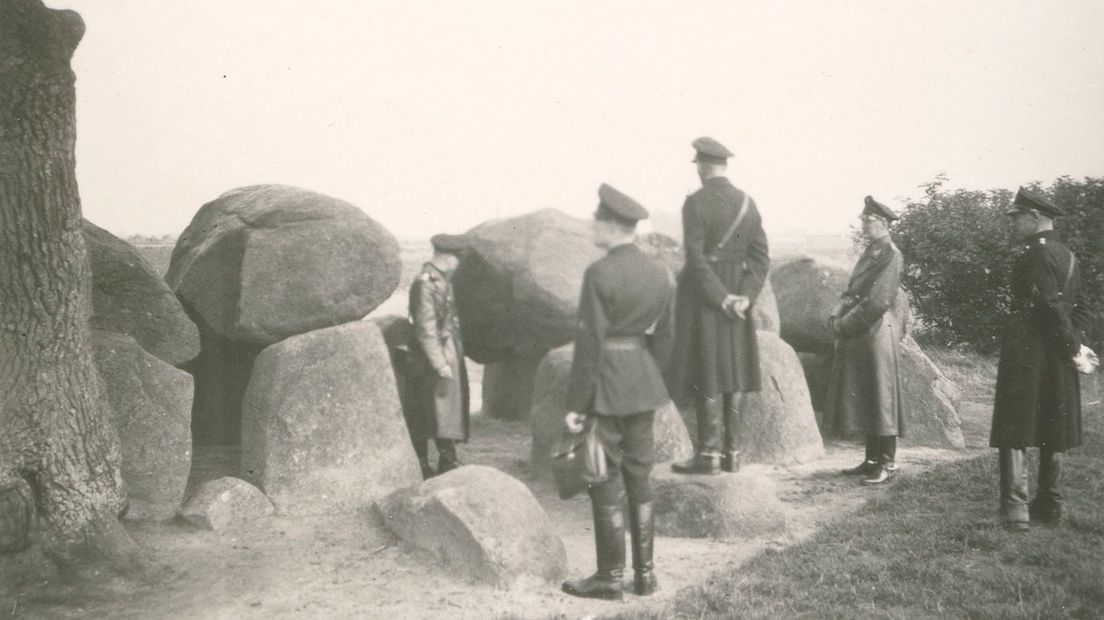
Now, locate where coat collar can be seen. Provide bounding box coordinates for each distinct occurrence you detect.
[608,241,639,256]
[703,176,733,189]
[1018,230,1060,252]
[849,237,894,284]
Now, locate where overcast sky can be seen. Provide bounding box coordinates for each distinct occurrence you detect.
[57,0,1104,240]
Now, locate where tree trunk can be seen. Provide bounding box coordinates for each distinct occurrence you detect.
[0,0,138,570]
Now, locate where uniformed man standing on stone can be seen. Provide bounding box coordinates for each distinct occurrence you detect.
[991,188,1088,531]
[561,184,675,601]
[827,196,906,485]
[669,137,770,475]
[406,234,470,479]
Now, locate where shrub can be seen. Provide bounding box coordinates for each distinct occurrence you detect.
[892,175,1103,352]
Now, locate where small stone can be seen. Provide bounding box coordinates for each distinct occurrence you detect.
[181,477,274,531]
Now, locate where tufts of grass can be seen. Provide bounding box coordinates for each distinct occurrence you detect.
[612,405,1104,620]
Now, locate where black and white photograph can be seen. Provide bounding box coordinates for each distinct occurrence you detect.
[1,0,1102,618]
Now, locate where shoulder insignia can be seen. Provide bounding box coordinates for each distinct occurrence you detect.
[1039,237,1047,246]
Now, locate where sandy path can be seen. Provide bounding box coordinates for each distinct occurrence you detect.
[7,408,986,620]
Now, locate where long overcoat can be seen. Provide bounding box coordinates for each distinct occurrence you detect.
[405,263,470,442]
[825,236,906,437]
[665,176,770,402]
[565,243,675,417]
[990,231,1082,450]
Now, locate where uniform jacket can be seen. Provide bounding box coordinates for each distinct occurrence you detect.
[666,176,770,400]
[991,230,1082,450]
[825,236,906,437]
[566,243,675,416]
[406,263,470,441]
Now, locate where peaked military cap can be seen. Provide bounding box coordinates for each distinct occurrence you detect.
[430,233,468,254]
[596,183,649,223]
[1005,187,1064,218]
[862,195,898,222]
[691,136,734,163]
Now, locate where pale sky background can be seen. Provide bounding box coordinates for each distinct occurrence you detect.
[57,0,1104,240]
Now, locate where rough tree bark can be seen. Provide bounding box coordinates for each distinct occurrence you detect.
[0,0,139,570]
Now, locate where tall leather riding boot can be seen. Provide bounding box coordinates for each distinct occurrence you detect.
[841,435,879,475]
[562,499,626,600]
[722,393,741,473]
[413,440,434,479]
[672,395,722,475]
[1031,449,1063,524]
[999,448,1029,530]
[862,436,897,485]
[435,439,462,475]
[628,502,657,596]
[879,435,897,470]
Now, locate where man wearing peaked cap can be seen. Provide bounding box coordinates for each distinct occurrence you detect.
[991,186,1090,531]
[1004,186,1065,218]
[404,232,470,479]
[826,195,906,485]
[561,184,675,601]
[691,136,734,163]
[862,195,899,222]
[596,182,650,223]
[669,136,771,477]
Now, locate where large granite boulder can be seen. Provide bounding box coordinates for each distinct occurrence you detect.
[91,331,193,520]
[651,467,787,539]
[795,339,965,449]
[453,209,600,364]
[681,332,823,464]
[240,322,421,514]
[898,336,966,448]
[181,477,274,531]
[771,255,911,354]
[166,185,401,346]
[529,344,694,470]
[378,465,568,588]
[84,219,199,366]
[752,279,781,335]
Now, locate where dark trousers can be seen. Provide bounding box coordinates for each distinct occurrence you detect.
[696,393,742,455]
[412,438,457,462]
[864,435,897,464]
[999,447,1063,523]
[589,411,656,507]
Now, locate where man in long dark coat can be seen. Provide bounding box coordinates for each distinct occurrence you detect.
[405,234,470,479]
[561,184,675,601]
[991,188,1086,531]
[669,137,770,475]
[826,196,906,485]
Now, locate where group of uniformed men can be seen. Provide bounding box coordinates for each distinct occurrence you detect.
[401,136,1095,600]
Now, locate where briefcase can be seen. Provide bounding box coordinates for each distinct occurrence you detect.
[550,421,608,500]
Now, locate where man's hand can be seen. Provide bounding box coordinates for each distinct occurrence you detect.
[722,294,750,320]
[1073,345,1099,374]
[437,365,454,380]
[564,411,587,434]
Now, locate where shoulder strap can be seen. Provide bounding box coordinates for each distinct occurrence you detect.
[708,192,751,259]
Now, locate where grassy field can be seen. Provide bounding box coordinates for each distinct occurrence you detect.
[612,365,1104,620]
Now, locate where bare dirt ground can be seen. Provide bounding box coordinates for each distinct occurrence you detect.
[5,367,996,620]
